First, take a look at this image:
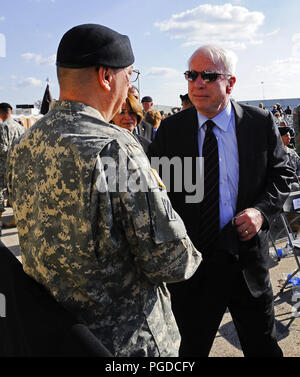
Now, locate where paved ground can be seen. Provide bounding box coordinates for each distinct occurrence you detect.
[210,250,300,357]
[1,206,300,357]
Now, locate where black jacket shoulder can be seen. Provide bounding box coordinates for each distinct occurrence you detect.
[161,106,197,127]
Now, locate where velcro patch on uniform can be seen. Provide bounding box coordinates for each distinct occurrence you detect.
[162,197,177,221]
[151,168,166,189]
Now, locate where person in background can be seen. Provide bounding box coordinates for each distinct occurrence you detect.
[273,111,282,125]
[149,44,293,357]
[144,109,162,139]
[141,96,154,114]
[276,103,284,115]
[284,105,292,115]
[112,93,150,153]
[180,93,193,110]
[280,120,296,149]
[128,87,154,141]
[128,85,139,101]
[278,125,300,234]
[0,102,25,232]
[279,126,300,191]
[7,23,201,357]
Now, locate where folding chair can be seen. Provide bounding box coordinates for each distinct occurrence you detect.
[277,191,300,292]
[0,241,113,357]
[268,232,281,262]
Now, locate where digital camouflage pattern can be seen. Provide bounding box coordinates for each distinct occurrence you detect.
[7,100,201,357]
[285,146,300,185]
[0,118,25,212]
[293,105,300,153]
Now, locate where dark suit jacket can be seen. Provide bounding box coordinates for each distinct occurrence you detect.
[136,134,151,154]
[137,120,154,141]
[149,101,294,297]
[0,242,112,356]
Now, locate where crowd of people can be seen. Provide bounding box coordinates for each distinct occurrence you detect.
[258,102,292,116]
[1,23,299,358]
[265,101,300,190]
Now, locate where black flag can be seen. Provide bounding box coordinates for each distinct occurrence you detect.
[40,82,52,115]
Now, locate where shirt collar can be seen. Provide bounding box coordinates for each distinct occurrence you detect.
[197,100,232,132]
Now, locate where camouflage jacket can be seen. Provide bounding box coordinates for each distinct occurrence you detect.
[285,146,300,182]
[7,101,201,357]
[0,118,25,187]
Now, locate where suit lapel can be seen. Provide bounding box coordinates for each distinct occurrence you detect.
[181,106,199,157]
[231,100,251,212]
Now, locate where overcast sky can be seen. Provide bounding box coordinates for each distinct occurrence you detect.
[1,0,300,108]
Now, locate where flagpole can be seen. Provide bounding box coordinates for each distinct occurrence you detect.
[40,78,53,115]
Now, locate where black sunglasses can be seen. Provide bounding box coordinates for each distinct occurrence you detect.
[184,70,229,83]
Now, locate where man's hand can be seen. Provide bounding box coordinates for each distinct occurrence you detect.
[234,208,264,242]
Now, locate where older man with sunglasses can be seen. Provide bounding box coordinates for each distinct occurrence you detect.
[149,45,294,357]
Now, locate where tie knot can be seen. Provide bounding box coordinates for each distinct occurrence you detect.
[205,120,216,131]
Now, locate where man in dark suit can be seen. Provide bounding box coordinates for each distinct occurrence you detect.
[149,45,294,357]
[137,118,153,141]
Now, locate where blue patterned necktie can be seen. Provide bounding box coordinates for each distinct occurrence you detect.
[199,120,220,252]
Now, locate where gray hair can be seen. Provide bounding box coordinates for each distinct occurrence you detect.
[188,45,238,76]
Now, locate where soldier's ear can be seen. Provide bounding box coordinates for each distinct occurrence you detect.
[98,67,112,92]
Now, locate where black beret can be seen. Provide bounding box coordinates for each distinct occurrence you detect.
[0,102,13,111]
[56,24,134,69]
[141,96,153,103]
[180,93,190,101]
[278,126,291,136]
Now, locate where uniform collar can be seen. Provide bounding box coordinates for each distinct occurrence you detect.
[51,100,105,122]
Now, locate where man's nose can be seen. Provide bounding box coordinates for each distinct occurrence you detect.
[194,74,206,88]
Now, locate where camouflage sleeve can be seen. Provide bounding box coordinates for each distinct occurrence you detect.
[0,126,8,159]
[92,141,202,284]
[292,149,300,176]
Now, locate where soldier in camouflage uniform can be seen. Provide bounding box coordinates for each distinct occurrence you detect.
[7,24,201,357]
[293,104,300,153]
[279,126,300,190]
[0,102,25,228]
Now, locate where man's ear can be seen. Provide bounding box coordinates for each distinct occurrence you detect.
[98,67,112,92]
[226,76,236,94]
